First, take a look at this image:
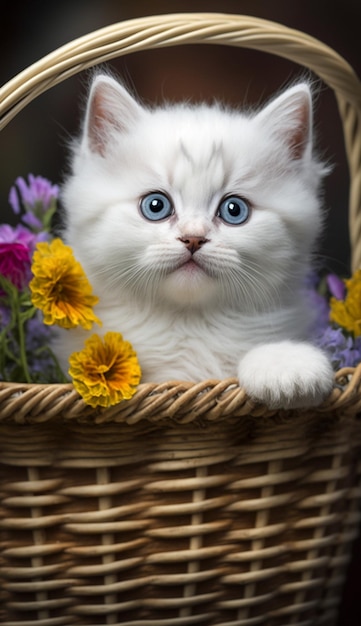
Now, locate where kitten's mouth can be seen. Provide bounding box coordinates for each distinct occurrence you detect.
[167,253,212,279]
[177,258,207,274]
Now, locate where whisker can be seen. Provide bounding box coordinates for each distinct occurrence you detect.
[92,252,171,305]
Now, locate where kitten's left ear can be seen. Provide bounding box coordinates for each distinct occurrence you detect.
[256,84,313,160]
[83,74,143,155]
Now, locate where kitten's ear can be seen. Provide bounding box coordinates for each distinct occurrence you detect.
[83,75,143,155]
[256,84,312,160]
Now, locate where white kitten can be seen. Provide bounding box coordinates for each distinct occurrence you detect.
[57,73,334,408]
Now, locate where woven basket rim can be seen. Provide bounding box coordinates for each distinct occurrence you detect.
[1,365,361,425]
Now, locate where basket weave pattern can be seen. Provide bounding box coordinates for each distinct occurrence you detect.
[1,412,361,625]
[1,13,361,626]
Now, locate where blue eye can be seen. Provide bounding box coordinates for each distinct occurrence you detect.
[140,192,173,221]
[217,196,250,225]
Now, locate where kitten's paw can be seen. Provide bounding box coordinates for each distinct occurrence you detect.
[238,341,334,409]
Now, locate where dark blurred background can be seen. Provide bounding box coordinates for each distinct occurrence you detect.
[1,0,361,276]
[1,3,361,622]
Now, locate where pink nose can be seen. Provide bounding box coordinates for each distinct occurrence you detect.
[178,236,208,254]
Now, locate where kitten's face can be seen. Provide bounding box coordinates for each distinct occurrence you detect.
[63,77,325,312]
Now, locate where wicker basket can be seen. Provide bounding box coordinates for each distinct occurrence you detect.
[1,13,361,626]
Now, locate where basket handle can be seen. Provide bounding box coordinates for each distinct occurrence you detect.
[1,13,360,269]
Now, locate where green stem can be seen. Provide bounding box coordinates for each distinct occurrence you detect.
[15,293,32,384]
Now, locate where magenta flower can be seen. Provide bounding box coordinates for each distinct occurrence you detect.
[0,224,38,290]
[0,243,31,289]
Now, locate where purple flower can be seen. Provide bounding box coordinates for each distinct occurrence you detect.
[8,174,59,233]
[22,212,43,231]
[9,175,59,212]
[8,185,21,214]
[0,225,34,246]
[0,223,46,253]
[326,274,346,300]
[316,325,361,369]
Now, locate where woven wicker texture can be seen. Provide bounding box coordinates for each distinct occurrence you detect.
[1,366,361,426]
[1,411,361,625]
[1,12,361,626]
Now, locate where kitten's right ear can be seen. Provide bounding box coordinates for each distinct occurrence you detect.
[255,83,313,161]
[83,75,143,155]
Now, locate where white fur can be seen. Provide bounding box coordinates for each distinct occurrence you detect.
[56,75,334,408]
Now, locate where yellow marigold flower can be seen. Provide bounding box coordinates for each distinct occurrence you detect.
[30,238,101,329]
[330,269,361,336]
[69,332,142,408]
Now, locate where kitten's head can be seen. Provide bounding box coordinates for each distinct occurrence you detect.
[62,74,327,312]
